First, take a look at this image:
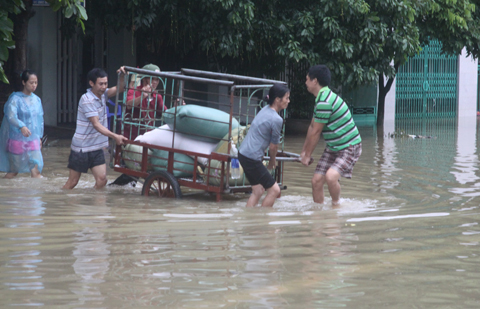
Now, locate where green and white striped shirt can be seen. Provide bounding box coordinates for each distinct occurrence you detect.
[313,87,361,151]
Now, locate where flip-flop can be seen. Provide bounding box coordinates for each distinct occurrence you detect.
[108,173,137,186]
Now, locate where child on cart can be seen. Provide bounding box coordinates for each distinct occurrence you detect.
[123,64,167,140]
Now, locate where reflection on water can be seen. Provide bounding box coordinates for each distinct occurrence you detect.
[0,119,479,307]
[70,195,110,306]
[2,195,45,303]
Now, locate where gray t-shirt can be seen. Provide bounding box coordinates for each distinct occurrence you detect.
[71,88,109,153]
[239,105,283,161]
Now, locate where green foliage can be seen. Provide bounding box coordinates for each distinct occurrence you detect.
[0,0,87,84]
[46,0,87,31]
[419,0,480,57]
[0,0,24,84]
[85,0,480,118]
[4,0,480,117]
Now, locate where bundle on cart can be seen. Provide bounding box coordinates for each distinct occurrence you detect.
[122,104,256,183]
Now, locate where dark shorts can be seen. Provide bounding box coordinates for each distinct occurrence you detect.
[238,152,275,189]
[315,143,362,179]
[67,149,106,173]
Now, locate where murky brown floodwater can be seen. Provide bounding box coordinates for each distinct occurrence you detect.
[1,119,479,307]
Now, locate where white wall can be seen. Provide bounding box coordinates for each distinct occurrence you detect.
[452,116,478,185]
[457,48,478,120]
[383,73,396,134]
[26,10,137,126]
[28,8,58,126]
[454,50,478,184]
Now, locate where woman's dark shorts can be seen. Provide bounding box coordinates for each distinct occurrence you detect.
[67,149,105,173]
[238,152,275,189]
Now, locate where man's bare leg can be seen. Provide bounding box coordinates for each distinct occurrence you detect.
[91,164,108,189]
[247,184,264,207]
[311,173,326,204]
[325,168,341,206]
[63,169,81,189]
[261,182,280,207]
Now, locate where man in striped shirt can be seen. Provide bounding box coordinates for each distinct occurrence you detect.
[63,68,128,190]
[300,65,362,206]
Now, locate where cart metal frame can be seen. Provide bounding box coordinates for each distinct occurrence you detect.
[110,66,297,202]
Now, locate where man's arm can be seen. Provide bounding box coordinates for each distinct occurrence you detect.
[126,95,143,108]
[125,87,149,109]
[106,66,126,98]
[267,143,278,170]
[89,116,128,145]
[300,118,324,166]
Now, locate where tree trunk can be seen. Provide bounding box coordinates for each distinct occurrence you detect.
[376,64,399,126]
[12,0,34,85]
[377,74,386,126]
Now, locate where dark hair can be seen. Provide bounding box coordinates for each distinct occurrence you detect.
[87,68,108,85]
[14,69,36,91]
[264,83,290,105]
[307,65,331,87]
[21,69,36,83]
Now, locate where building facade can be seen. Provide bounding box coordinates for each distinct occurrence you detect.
[26,6,136,127]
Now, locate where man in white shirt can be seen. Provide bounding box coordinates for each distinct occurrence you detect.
[63,67,128,189]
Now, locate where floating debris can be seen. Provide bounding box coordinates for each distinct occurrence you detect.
[387,130,436,139]
[387,129,409,138]
[407,134,436,139]
[46,139,59,147]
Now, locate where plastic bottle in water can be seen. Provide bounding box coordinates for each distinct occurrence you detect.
[231,158,241,179]
[230,143,241,179]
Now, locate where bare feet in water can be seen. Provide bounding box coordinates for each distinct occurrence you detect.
[331,200,341,208]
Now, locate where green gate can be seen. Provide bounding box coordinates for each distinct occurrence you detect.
[396,40,458,119]
[343,83,378,126]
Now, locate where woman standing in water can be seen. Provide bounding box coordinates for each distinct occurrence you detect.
[238,83,290,207]
[0,70,44,178]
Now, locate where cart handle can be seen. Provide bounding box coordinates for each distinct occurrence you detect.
[228,151,305,162]
[263,156,300,162]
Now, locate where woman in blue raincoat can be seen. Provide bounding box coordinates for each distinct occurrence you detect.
[0,70,44,178]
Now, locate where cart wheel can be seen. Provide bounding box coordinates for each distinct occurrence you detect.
[142,171,182,198]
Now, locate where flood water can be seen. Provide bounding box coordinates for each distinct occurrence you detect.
[1,118,479,308]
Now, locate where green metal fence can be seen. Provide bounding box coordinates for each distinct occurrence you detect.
[396,40,458,119]
[343,83,378,125]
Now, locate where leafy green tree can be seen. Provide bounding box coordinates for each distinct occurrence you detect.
[88,0,479,122]
[0,0,87,85]
[13,0,465,123]
[0,0,24,84]
[375,0,480,124]
[4,0,479,124]
[265,0,479,123]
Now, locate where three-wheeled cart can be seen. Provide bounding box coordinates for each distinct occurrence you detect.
[110,66,299,202]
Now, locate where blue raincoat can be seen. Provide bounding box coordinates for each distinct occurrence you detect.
[0,92,44,174]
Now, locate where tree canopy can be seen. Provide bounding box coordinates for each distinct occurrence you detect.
[0,0,24,84]
[0,0,87,84]
[3,0,479,121]
[87,0,480,120]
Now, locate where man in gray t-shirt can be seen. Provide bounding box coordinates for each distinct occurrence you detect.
[238,84,290,207]
[239,106,283,161]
